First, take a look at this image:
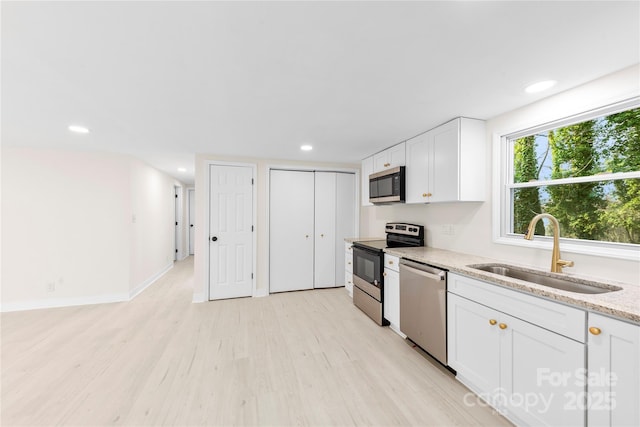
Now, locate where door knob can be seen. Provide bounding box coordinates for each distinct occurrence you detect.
[211,236,218,242]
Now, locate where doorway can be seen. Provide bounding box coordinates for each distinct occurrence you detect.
[188,188,195,255]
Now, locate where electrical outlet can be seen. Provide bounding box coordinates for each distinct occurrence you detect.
[441,224,455,235]
[47,282,56,292]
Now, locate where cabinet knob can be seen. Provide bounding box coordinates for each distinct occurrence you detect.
[589,327,602,335]
[489,319,497,326]
[347,261,351,265]
[320,234,324,238]
[384,162,390,167]
[427,193,432,197]
[422,193,427,197]
[383,272,387,277]
[388,260,394,265]
[305,235,309,238]
[499,323,508,330]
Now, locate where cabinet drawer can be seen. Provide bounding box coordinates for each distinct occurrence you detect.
[384,254,400,272]
[345,242,353,255]
[448,272,586,342]
[345,271,353,294]
[345,252,353,273]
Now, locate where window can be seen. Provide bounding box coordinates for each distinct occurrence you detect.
[500,101,640,257]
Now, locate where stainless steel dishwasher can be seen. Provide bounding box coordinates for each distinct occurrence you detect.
[399,259,447,365]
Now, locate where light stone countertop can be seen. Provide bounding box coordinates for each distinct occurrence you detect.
[382,245,640,324]
[344,237,385,243]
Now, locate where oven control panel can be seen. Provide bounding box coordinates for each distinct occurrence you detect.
[385,222,424,237]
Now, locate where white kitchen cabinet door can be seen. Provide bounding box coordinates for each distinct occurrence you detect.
[344,271,353,296]
[404,117,485,204]
[314,172,337,288]
[383,268,400,333]
[405,132,430,203]
[269,170,314,293]
[448,293,501,395]
[361,156,374,206]
[334,173,355,286]
[501,313,585,427]
[429,119,459,202]
[587,313,640,427]
[373,142,406,172]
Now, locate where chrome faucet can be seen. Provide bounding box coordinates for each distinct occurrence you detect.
[524,213,574,273]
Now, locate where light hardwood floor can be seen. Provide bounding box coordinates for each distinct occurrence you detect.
[1,257,511,426]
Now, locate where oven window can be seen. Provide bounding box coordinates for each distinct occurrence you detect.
[354,248,381,284]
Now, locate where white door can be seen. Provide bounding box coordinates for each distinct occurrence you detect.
[174,187,179,260]
[188,188,195,255]
[314,172,336,288]
[208,165,253,300]
[269,170,314,293]
[335,172,355,286]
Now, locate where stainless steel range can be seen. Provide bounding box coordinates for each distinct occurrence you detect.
[351,223,424,325]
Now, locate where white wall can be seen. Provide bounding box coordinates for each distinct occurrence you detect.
[193,155,359,302]
[360,65,640,286]
[1,147,181,311]
[128,158,178,296]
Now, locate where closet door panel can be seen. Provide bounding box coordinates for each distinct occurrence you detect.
[314,172,336,288]
[335,173,356,286]
[269,170,314,293]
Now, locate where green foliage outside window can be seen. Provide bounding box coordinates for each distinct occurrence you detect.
[511,107,640,245]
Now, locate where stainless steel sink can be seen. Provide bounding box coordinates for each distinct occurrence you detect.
[467,263,622,294]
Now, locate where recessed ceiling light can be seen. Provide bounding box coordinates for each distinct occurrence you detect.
[524,80,557,94]
[177,167,187,172]
[68,125,90,134]
[300,145,313,151]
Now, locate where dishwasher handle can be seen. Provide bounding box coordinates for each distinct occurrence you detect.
[400,260,446,281]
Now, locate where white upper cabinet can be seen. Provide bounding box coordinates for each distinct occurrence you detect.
[405,117,485,203]
[373,142,406,173]
[361,156,374,207]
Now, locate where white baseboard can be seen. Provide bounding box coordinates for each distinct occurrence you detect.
[389,324,407,339]
[2,263,174,313]
[192,292,206,303]
[129,262,173,299]
[253,287,268,297]
[1,293,129,313]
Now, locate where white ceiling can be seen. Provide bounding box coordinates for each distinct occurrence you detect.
[3,1,639,185]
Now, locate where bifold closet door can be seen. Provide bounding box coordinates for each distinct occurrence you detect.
[335,173,356,286]
[314,172,337,288]
[269,170,314,293]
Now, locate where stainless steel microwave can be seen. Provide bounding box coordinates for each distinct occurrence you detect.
[369,166,405,203]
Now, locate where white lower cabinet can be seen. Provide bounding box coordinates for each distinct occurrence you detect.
[383,268,400,332]
[383,254,402,335]
[448,274,586,427]
[587,312,640,427]
[344,242,353,297]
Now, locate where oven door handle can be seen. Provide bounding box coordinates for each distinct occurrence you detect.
[400,263,445,281]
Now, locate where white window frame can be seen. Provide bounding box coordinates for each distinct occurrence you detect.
[493,98,640,261]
